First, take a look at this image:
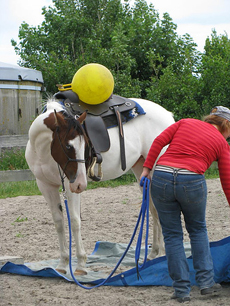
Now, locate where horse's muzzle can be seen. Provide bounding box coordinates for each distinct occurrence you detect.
[69,176,77,183]
[69,172,87,193]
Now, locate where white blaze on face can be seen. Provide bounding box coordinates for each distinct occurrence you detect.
[69,136,87,193]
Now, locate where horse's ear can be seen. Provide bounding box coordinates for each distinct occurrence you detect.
[53,109,66,128]
[54,109,59,127]
[44,110,61,131]
[77,112,87,124]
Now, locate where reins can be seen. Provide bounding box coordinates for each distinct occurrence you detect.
[61,176,150,289]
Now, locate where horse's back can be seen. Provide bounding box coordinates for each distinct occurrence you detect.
[127,98,174,142]
[130,98,174,123]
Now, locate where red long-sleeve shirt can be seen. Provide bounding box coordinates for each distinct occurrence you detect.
[143,118,230,206]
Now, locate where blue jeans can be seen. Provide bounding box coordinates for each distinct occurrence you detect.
[151,170,214,297]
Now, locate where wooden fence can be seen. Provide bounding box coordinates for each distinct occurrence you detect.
[0,135,35,182]
[0,169,35,183]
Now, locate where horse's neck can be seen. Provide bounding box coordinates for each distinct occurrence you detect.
[29,102,63,152]
[29,113,53,156]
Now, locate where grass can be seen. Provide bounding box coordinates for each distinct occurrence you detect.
[87,173,137,189]
[0,174,137,199]
[0,149,220,199]
[0,180,42,198]
[0,170,219,199]
[204,167,219,179]
[0,148,28,170]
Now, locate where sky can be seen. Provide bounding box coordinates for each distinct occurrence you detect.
[1,0,230,66]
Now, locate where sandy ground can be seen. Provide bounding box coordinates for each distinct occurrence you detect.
[0,178,230,306]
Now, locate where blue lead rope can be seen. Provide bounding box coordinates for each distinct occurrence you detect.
[63,176,150,289]
[135,176,150,279]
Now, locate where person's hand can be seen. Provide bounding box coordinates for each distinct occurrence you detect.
[140,167,151,181]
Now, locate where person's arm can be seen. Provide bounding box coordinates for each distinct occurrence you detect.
[140,167,151,180]
[140,120,181,180]
[218,146,230,206]
[143,120,181,170]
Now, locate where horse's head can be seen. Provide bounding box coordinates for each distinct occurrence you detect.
[44,110,88,193]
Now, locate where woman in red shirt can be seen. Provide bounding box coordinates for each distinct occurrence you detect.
[140,106,230,303]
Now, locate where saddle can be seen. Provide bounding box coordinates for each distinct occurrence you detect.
[54,90,136,181]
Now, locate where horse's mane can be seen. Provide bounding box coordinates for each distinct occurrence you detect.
[63,111,84,135]
[46,98,88,143]
[57,109,84,136]
[59,110,89,146]
[46,99,82,134]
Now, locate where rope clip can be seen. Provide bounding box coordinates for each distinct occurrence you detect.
[62,189,67,201]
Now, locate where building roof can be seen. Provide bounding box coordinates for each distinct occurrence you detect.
[0,62,44,83]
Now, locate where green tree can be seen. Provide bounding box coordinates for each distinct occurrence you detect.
[199,30,230,113]
[146,28,202,120]
[12,0,127,93]
[12,0,185,97]
[12,0,205,120]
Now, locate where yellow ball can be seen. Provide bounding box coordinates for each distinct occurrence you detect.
[71,63,114,105]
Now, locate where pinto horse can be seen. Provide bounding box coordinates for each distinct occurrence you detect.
[25,98,175,275]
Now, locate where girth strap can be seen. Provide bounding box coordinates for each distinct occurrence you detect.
[113,105,126,171]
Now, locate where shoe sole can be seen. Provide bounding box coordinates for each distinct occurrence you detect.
[171,295,191,302]
[201,286,222,295]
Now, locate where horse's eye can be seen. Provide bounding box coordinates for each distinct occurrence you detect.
[66,144,72,150]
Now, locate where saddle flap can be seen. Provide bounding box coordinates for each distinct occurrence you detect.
[84,114,110,153]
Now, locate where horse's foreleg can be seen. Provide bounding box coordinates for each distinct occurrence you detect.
[131,156,165,259]
[36,179,69,273]
[65,185,87,275]
[148,199,165,259]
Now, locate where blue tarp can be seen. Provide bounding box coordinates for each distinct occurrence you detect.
[1,236,230,286]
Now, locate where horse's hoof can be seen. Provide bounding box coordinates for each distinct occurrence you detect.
[74,269,87,276]
[56,268,67,274]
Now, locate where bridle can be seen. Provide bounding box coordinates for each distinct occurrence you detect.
[52,125,86,181]
[51,109,102,182]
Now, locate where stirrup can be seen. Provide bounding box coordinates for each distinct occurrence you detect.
[88,157,103,182]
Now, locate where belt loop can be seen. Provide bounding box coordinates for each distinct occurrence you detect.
[173,168,179,180]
